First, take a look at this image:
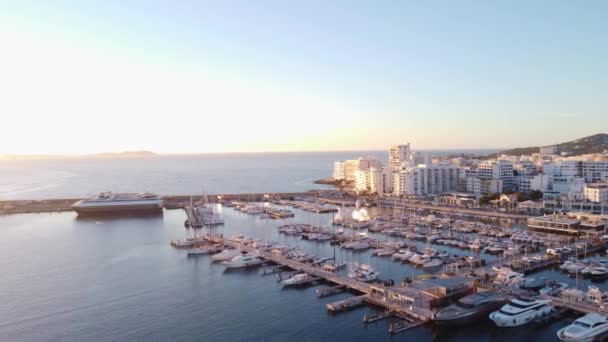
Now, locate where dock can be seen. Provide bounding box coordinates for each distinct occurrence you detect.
[316,284,346,298]
[223,238,434,321]
[326,295,367,312]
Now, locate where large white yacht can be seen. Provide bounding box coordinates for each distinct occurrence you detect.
[72,192,163,215]
[281,273,317,287]
[489,297,554,327]
[222,255,264,269]
[557,313,608,341]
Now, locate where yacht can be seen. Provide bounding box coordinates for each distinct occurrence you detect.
[557,313,608,342]
[489,297,554,327]
[281,273,317,287]
[423,258,444,271]
[493,269,525,287]
[539,282,568,296]
[222,255,264,269]
[591,267,608,281]
[433,291,508,326]
[393,250,414,262]
[348,264,380,282]
[211,249,243,262]
[186,245,221,256]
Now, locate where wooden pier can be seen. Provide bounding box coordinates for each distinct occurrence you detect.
[326,295,368,312]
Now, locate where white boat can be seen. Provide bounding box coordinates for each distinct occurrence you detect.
[281,273,317,287]
[586,286,608,305]
[222,255,264,269]
[350,241,371,251]
[348,264,380,282]
[423,258,444,270]
[489,297,554,327]
[211,249,243,262]
[591,267,608,280]
[557,313,608,342]
[186,246,221,256]
[393,250,414,262]
[493,269,525,287]
[539,282,568,296]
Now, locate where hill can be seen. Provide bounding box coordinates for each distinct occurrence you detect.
[492,133,608,157]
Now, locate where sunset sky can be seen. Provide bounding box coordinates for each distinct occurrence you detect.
[1,1,607,155]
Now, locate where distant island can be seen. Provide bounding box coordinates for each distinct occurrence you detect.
[86,151,158,158]
[0,151,158,161]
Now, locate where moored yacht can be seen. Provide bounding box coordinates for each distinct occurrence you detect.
[222,255,264,269]
[281,273,317,287]
[433,291,508,326]
[348,264,380,282]
[489,297,554,327]
[557,313,608,342]
[211,249,243,262]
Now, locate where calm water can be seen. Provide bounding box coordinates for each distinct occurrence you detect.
[0,205,586,342]
[0,150,499,200]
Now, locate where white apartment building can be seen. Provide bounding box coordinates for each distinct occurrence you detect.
[582,161,608,183]
[333,157,382,181]
[514,161,537,175]
[354,167,392,194]
[389,143,412,170]
[477,160,514,192]
[584,184,608,203]
[515,175,532,192]
[552,175,585,198]
[393,164,459,197]
[332,161,346,180]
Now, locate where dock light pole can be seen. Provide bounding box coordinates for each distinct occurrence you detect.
[332,211,336,262]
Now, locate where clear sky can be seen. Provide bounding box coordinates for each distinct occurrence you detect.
[1,1,607,155]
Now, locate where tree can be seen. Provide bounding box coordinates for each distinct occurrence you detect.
[530,190,543,201]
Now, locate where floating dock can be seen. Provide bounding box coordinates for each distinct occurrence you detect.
[326,295,367,312]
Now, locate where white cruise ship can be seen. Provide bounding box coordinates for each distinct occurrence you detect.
[71,192,164,216]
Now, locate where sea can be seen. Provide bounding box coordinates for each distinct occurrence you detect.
[0,150,498,200]
[1,150,590,341]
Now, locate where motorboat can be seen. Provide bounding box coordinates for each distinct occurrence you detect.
[186,245,222,256]
[211,249,243,262]
[493,269,525,287]
[393,250,414,262]
[348,264,380,282]
[281,273,317,287]
[433,291,508,326]
[557,313,608,342]
[222,255,264,269]
[423,258,444,271]
[350,241,371,251]
[539,282,568,296]
[591,267,608,281]
[520,278,548,292]
[489,297,554,327]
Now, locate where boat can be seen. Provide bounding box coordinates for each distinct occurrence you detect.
[211,249,243,262]
[433,291,508,326]
[422,258,444,271]
[71,192,163,216]
[281,273,317,287]
[539,282,568,296]
[348,264,380,282]
[393,250,414,262]
[489,297,554,327]
[493,269,525,287]
[222,255,264,269]
[350,241,371,251]
[186,245,221,256]
[520,278,548,291]
[591,267,608,281]
[557,313,608,342]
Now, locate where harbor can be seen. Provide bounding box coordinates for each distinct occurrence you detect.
[164,197,608,339]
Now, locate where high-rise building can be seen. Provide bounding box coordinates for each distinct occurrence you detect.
[392,164,459,196]
[332,161,346,180]
[389,143,412,170]
[477,160,514,192]
[582,161,608,183]
[333,157,381,181]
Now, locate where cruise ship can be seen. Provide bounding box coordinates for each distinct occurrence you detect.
[71,192,164,216]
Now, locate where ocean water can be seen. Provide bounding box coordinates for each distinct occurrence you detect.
[0,150,498,200]
[0,205,587,342]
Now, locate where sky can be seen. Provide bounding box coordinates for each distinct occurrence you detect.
[1,1,607,155]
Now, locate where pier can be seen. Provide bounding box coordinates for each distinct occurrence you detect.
[222,238,434,322]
